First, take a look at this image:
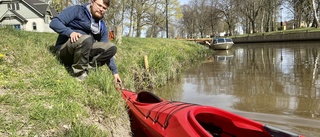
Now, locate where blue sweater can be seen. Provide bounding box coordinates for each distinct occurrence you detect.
[50,3,118,75]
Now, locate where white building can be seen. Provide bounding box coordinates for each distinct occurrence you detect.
[0,0,58,32]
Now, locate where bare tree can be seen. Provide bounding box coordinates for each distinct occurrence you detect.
[285,0,304,28]
[51,0,72,11]
[208,0,223,35]
[311,0,320,27]
[188,0,212,38]
[262,0,281,32]
[104,0,128,27]
[145,0,166,37]
[217,0,237,35]
[181,4,197,38]
[135,0,156,37]
[237,0,265,33]
[126,0,136,37]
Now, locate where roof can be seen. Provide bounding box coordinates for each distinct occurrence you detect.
[23,0,58,17]
[23,0,49,16]
[49,6,58,17]
[0,0,58,19]
[10,10,28,22]
[0,10,28,23]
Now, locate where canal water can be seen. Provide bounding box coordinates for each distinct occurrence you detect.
[153,42,320,137]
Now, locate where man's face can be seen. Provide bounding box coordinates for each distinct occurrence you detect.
[91,0,108,19]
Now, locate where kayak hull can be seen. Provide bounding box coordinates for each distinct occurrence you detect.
[121,89,303,137]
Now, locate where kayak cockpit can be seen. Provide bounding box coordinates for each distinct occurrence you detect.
[137,91,162,103]
[188,107,267,137]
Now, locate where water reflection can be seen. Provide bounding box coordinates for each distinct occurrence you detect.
[153,42,320,136]
[213,50,234,61]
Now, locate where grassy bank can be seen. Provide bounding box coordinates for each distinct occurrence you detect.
[0,28,210,136]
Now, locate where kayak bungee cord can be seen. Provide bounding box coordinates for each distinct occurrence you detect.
[148,101,175,119]
[153,102,190,120]
[153,102,198,127]
[162,103,199,129]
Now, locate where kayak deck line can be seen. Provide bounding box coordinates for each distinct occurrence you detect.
[119,88,304,137]
[157,102,198,129]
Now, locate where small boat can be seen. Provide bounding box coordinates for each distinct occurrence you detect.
[209,37,234,50]
[119,88,304,137]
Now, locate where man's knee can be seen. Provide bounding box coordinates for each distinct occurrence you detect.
[109,45,117,56]
[98,45,117,61]
[77,35,94,49]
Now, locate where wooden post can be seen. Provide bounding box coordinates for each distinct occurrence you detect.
[144,55,149,71]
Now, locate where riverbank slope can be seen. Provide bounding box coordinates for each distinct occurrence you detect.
[0,28,210,136]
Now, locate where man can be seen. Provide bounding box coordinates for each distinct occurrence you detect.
[50,0,121,83]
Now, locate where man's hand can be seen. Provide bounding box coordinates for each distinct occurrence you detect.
[70,32,82,43]
[113,74,122,90]
[113,74,122,85]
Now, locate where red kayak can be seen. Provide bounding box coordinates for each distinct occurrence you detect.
[120,88,304,137]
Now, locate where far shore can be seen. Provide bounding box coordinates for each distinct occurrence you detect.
[180,27,320,44]
[232,31,320,43]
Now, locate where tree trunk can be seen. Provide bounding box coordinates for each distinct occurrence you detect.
[260,9,265,33]
[312,0,320,28]
[136,14,142,37]
[251,20,255,33]
[115,25,122,45]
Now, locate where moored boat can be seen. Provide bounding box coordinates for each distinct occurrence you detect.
[210,37,234,50]
[119,88,304,137]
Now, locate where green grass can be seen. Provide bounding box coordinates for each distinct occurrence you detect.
[0,28,210,136]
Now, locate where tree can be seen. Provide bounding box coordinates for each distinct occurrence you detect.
[236,0,264,33]
[51,0,72,12]
[207,0,223,35]
[181,4,197,38]
[217,0,237,35]
[190,0,213,38]
[104,0,128,27]
[262,0,281,32]
[310,0,320,28]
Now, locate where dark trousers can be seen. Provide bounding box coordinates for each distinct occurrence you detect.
[57,35,117,76]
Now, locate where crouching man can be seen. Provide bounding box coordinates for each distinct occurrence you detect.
[50,0,121,83]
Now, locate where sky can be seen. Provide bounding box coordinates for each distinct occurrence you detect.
[179,0,189,5]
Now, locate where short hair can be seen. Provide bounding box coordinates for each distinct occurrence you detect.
[93,0,110,7]
[103,0,110,7]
